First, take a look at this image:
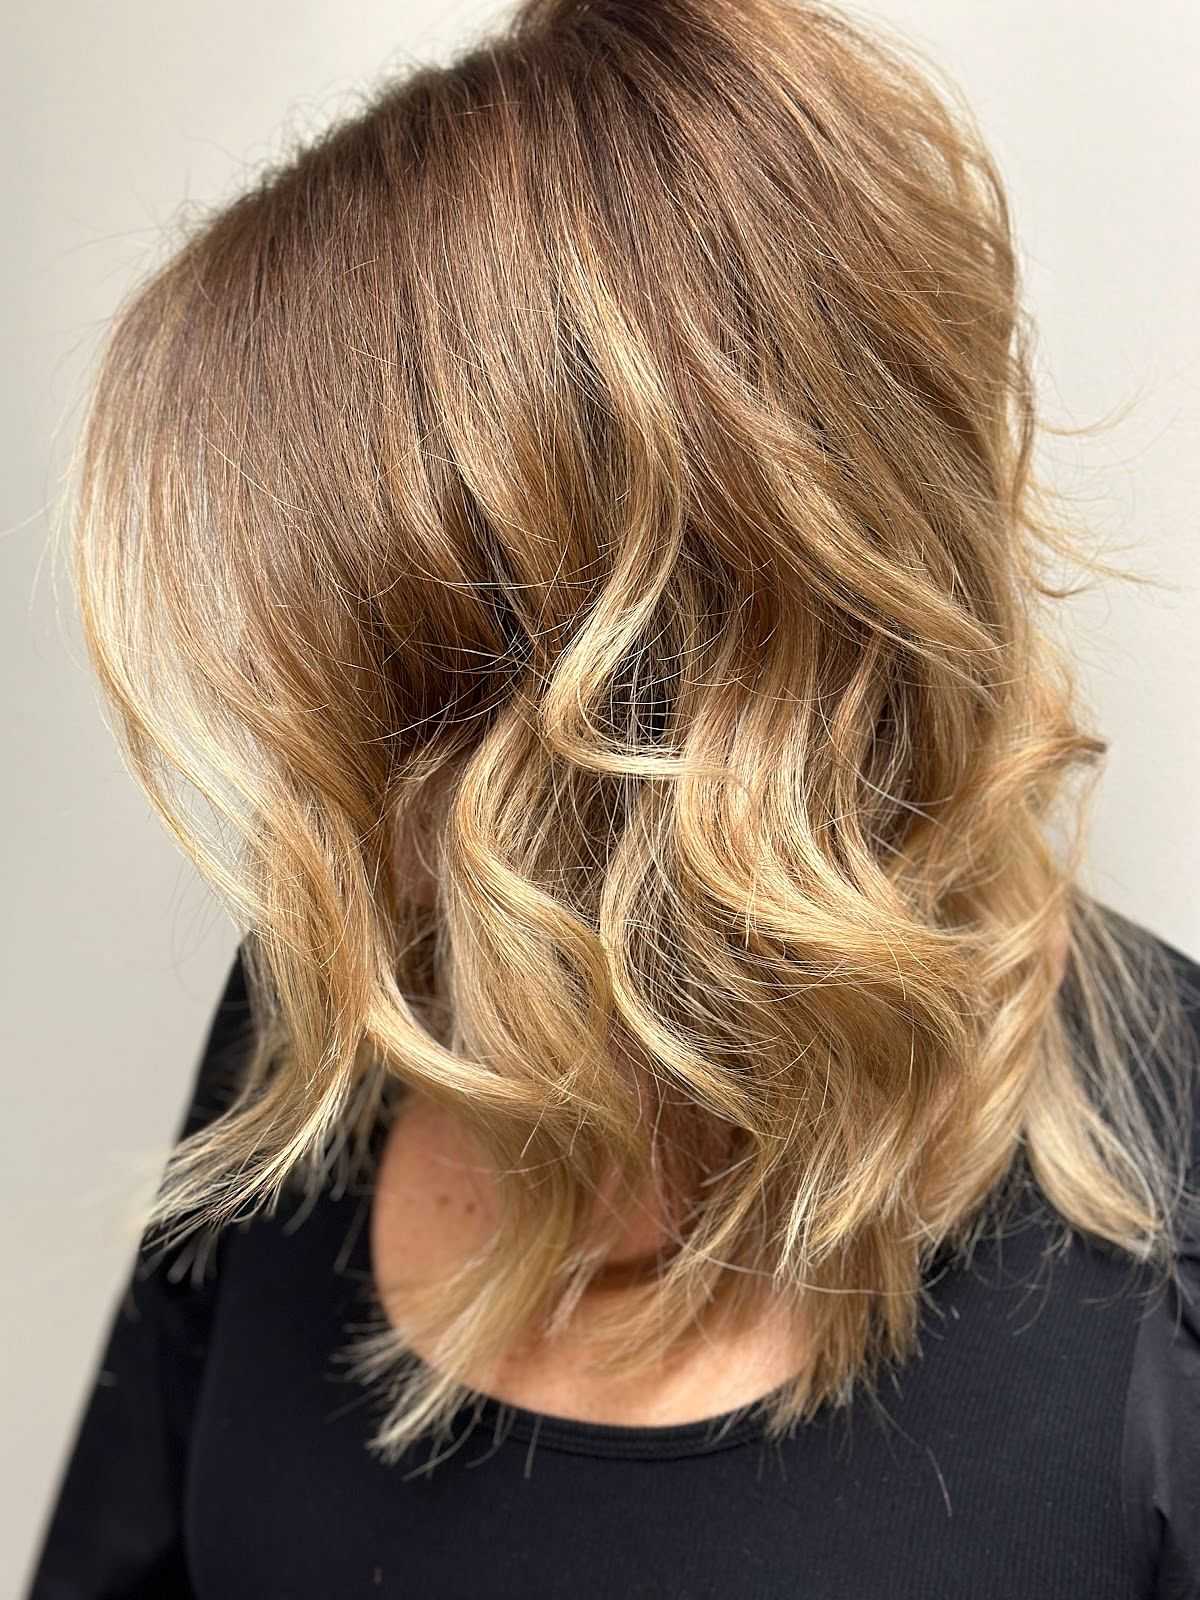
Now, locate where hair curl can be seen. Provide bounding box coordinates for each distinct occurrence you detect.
[65,0,1198,1460]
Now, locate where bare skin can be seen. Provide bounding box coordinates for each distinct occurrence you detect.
[377,802,802,1424]
[375,809,1074,1426]
[369,1091,804,1426]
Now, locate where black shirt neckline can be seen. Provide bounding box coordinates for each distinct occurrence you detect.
[340,1122,775,1459]
[336,1089,974,1462]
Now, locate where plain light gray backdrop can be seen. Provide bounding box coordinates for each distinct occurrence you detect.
[5,0,1198,1590]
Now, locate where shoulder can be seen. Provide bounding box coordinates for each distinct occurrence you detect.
[1065,902,1200,1167]
[131,940,257,1284]
[1132,914,1200,1177]
[176,938,256,1143]
[1087,901,1200,1030]
[1143,921,1200,1040]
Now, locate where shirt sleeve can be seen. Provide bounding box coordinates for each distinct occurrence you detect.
[25,944,253,1600]
[1121,933,1200,1600]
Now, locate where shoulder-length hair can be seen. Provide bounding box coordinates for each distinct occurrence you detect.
[67,0,1198,1458]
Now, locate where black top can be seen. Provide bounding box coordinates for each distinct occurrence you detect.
[26,924,1200,1600]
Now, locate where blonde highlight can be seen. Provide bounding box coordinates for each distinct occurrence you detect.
[65,0,1198,1461]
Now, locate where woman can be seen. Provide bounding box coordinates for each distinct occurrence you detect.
[28,0,1200,1594]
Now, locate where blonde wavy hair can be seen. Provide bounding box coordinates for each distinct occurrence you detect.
[66,0,1198,1460]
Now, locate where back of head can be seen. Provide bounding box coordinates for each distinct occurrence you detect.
[69,0,1198,1454]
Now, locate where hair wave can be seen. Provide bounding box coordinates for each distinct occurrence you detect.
[65,0,1198,1460]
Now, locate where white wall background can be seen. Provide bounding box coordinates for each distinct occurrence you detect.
[4,0,1197,1591]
